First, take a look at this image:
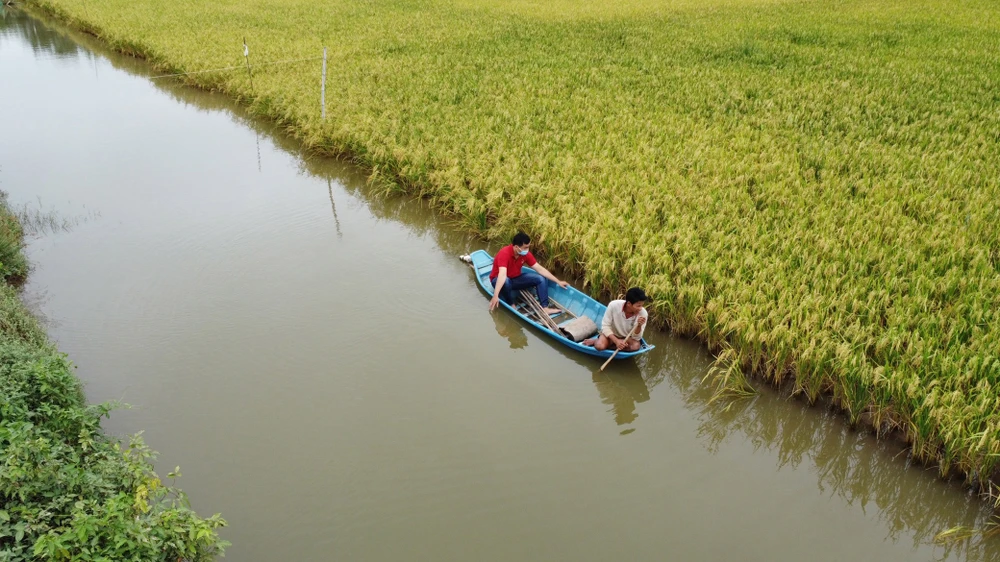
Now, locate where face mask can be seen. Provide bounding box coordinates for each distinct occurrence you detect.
[517,248,529,256]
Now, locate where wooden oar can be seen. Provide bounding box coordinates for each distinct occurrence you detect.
[522,292,547,326]
[600,319,642,371]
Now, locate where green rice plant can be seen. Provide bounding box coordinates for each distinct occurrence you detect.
[935,525,979,545]
[703,344,756,407]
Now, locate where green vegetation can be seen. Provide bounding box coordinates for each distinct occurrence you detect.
[25,0,1000,485]
[0,193,28,285]
[0,192,227,561]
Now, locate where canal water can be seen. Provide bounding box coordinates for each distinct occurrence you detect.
[1,8,996,561]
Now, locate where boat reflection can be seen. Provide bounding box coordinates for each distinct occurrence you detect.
[591,366,649,431]
[489,309,528,350]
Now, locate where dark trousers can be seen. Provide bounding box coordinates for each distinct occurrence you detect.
[491,270,550,307]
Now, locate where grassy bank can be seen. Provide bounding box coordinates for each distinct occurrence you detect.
[24,0,1000,486]
[0,191,227,560]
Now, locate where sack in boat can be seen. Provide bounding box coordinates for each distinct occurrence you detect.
[560,316,598,342]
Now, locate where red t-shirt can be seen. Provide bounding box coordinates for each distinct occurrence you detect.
[490,245,537,280]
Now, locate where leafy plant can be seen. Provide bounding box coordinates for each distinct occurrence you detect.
[0,192,28,283]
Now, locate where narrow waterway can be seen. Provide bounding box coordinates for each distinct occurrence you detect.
[1,8,996,561]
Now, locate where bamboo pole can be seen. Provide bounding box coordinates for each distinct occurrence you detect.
[243,38,254,91]
[520,291,552,330]
[520,290,562,333]
[600,319,642,371]
[320,47,327,119]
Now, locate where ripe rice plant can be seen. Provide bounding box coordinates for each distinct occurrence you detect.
[27,0,1000,485]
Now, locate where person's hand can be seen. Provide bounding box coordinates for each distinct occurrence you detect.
[637,316,646,327]
[614,336,627,351]
[557,279,569,289]
[489,295,500,312]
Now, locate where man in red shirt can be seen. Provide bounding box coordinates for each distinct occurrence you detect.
[489,231,568,314]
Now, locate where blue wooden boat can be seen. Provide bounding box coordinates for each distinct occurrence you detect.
[465,250,654,360]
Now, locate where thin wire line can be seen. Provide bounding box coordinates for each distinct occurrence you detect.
[149,56,323,79]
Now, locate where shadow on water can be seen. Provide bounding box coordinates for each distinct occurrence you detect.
[556,342,653,433]
[4,6,483,255]
[649,339,997,559]
[8,7,1000,559]
[592,364,648,433]
[0,4,79,57]
[478,292,650,432]
[490,308,659,433]
[489,310,529,350]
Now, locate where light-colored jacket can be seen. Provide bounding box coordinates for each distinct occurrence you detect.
[601,300,648,340]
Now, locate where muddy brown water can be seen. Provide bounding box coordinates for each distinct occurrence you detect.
[2,8,998,561]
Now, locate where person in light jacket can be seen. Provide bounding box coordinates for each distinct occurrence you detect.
[583,287,648,352]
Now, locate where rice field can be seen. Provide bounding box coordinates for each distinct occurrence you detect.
[27,0,1000,485]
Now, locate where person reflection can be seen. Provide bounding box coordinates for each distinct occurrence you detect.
[491,310,528,349]
[592,370,650,427]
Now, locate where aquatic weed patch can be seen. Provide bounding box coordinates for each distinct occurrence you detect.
[24,0,1000,486]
